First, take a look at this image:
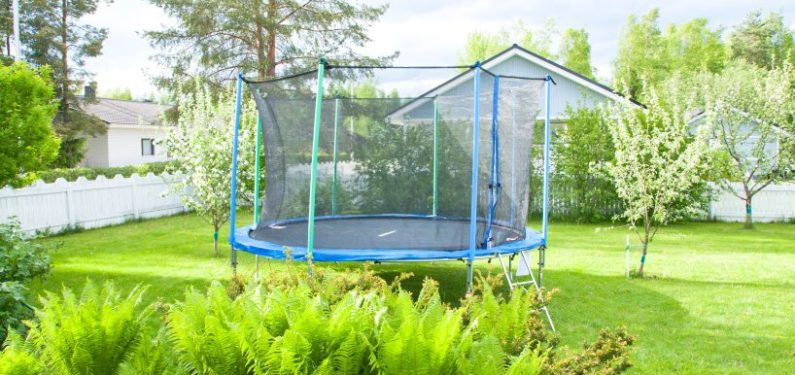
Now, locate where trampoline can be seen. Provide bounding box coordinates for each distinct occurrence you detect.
[227,58,555,293]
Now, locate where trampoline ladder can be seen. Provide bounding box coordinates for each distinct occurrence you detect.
[496,251,556,332]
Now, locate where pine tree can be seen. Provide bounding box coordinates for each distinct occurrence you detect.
[145,0,395,92]
[20,0,109,167]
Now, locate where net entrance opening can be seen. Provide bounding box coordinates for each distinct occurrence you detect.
[245,65,544,252]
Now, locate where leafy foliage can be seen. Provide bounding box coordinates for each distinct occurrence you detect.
[456,20,595,79]
[0,62,60,188]
[546,328,635,374]
[457,20,557,64]
[162,83,258,256]
[0,270,634,374]
[601,81,712,275]
[0,220,50,283]
[6,281,149,375]
[613,9,727,100]
[558,29,594,79]
[20,0,109,167]
[0,219,51,342]
[0,333,43,375]
[554,104,618,222]
[144,0,395,93]
[729,11,795,70]
[698,61,795,228]
[19,161,178,186]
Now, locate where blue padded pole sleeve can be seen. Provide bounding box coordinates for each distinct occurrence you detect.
[228,73,244,245]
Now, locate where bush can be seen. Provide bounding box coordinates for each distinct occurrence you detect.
[0,270,635,375]
[0,62,60,188]
[0,220,51,343]
[551,104,620,223]
[25,161,180,184]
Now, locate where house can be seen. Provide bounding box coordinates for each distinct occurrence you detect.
[388,44,640,128]
[80,87,172,168]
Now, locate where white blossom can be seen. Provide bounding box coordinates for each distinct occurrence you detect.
[162,84,258,256]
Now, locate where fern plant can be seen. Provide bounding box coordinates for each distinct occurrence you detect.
[0,332,42,375]
[465,278,558,356]
[22,281,149,375]
[0,269,632,375]
[167,284,249,375]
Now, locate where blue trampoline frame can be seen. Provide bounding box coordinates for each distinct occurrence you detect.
[228,59,555,292]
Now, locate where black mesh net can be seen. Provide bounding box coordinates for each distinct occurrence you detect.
[246,67,543,252]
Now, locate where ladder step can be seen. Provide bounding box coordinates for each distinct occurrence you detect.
[510,280,535,287]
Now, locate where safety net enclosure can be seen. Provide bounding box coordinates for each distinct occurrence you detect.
[229,59,554,288]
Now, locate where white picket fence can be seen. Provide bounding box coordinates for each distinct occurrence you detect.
[1,170,793,235]
[709,182,795,222]
[0,173,187,234]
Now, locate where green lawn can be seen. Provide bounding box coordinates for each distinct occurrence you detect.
[29,214,795,374]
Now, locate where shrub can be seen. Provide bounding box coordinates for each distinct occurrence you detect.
[0,62,60,188]
[0,220,51,343]
[0,271,635,375]
[553,104,620,222]
[26,161,179,184]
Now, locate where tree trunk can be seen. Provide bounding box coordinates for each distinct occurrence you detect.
[744,197,753,230]
[213,229,219,257]
[60,0,69,123]
[265,0,277,77]
[637,241,648,277]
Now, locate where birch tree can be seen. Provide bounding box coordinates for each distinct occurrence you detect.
[162,84,257,256]
[699,62,795,229]
[602,83,711,276]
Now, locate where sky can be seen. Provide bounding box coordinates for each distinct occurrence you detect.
[82,0,795,99]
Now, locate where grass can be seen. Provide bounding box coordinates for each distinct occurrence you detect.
[28,213,795,374]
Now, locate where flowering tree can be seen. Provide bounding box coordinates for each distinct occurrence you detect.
[162,84,257,256]
[699,62,795,229]
[602,84,711,276]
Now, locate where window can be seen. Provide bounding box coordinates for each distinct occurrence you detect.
[141,138,155,156]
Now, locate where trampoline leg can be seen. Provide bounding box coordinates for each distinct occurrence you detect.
[230,247,238,274]
[466,261,474,294]
[538,245,545,288]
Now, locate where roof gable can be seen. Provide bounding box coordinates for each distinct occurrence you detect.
[388,45,640,120]
[83,98,171,126]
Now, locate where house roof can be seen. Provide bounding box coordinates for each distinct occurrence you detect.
[83,98,171,126]
[388,44,642,118]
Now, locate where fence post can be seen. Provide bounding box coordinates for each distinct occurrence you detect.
[131,175,140,219]
[65,182,75,226]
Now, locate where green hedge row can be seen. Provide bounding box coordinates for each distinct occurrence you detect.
[23,161,181,184]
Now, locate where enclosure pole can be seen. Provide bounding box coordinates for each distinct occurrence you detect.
[541,75,552,244]
[510,94,517,227]
[332,97,341,215]
[432,96,439,216]
[254,117,262,223]
[228,73,244,271]
[539,75,552,288]
[306,58,327,276]
[467,62,482,293]
[253,116,262,278]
